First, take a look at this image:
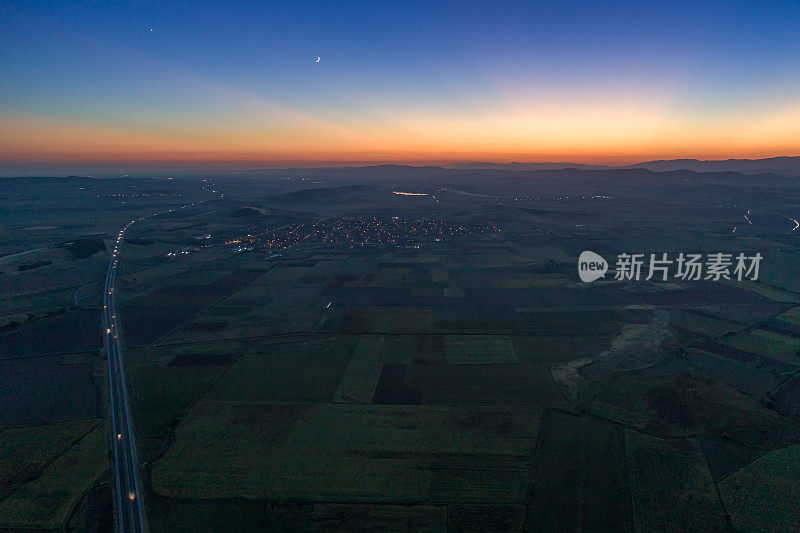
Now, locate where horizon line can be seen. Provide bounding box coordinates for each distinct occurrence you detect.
[4,153,800,178]
[3,153,800,167]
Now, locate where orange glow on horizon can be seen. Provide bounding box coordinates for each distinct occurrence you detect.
[3,102,800,168]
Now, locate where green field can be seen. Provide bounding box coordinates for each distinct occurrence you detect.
[444,334,518,364]
[719,445,800,532]
[334,335,386,403]
[528,409,629,530]
[153,402,542,504]
[0,424,107,530]
[625,431,726,531]
[211,337,356,403]
[720,329,800,364]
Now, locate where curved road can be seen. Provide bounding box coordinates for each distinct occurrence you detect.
[103,218,148,533]
[102,199,211,532]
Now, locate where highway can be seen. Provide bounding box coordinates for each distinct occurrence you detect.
[102,198,218,532]
[103,220,148,533]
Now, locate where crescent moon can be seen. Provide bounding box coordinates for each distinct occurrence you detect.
[315,56,320,63]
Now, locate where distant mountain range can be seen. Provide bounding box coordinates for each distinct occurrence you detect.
[445,156,800,177]
[443,162,610,171]
[4,157,800,179]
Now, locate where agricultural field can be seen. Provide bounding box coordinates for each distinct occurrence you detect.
[527,410,630,530]
[112,175,800,530]
[0,176,222,530]
[719,445,800,532]
[0,424,107,530]
[3,170,800,530]
[624,430,727,530]
[152,401,542,504]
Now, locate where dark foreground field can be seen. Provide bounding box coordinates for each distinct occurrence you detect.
[2,169,800,531]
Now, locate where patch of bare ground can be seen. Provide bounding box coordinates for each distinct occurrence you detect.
[552,308,671,406]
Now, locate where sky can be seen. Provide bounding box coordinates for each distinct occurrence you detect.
[2,0,800,173]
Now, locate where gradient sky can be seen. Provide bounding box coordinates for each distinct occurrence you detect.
[2,0,800,171]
